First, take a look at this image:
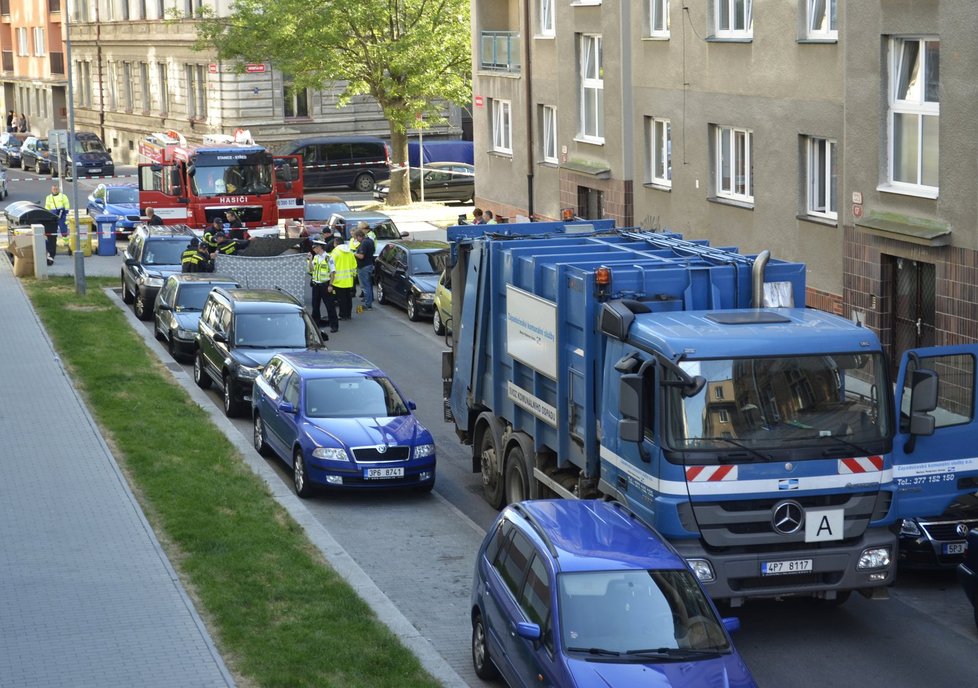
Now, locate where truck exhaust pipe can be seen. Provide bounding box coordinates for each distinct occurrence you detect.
[752,250,770,308]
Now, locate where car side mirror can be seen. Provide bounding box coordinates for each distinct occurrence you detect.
[278,400,295,414]
[106,148,112,154]
[213,332,227,344]
[157,303,171,311]
[722,617,741,634]
[124,258,137,266]
[515,622,541,641]
[407,400,417,410]
[400,231,409,238]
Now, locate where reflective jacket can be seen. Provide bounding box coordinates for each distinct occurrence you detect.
[310,253,334,284]
[44,192,70,212]
[330,244,357,288]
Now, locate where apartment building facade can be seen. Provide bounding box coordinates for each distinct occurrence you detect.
[0,0,68,136]
[472,0,978,362]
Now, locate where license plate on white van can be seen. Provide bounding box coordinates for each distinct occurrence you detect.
[761,559,813,576]
[365,467,404,479]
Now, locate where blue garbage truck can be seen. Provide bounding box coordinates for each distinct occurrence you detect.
[443,224,978,605]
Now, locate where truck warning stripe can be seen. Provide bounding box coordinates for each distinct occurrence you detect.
[838,456,884,474]
[685,465,738,482]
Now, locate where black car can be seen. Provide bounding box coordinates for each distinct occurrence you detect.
[194,287,325,417]
[957,527,978,631]
[153,274,241,362]
[121,224,197,321]
[20,136,55,175]
[374,240,450,321]
[899,493,978,569]
[0,132,28,168]
[372,162,475,204]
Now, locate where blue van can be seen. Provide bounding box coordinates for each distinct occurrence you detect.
[278,136,390,192]
[48,129,114,179]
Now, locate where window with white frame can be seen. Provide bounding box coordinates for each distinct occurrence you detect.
[540,0,554,36]
[186,64,208,119]
[158,63,170,113]
[17,28,28,56]
[714,124,753,203]
[106,62,118,110]
[123,62,134,111]
[650,117,671,186]
[805,0,837,39]
[140,62,150,111]
[542,105,558,163]
[580,34,603,141]
[33,28,45,56]
[806,136,837,219]
[650,0,670,37]
[888,37,939,192]
[492,99,512,154]
[714,0,752,38]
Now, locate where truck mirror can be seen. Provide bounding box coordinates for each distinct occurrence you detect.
[619,373,646,443]
[908,368,938,437]
[600,301,635,342]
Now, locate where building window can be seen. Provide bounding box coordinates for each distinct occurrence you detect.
[17,28,28,56]
[805,0,836,40]
[541,105,557,163]
[714,0,752,38]
[76,61,92,108]
[186,64,208,119]
[649,117,671,186]
[157,0,165,18]
[106,62,118,110]
[283,77,309,118]
[888,37,939,192]
[33,28,45,56]
[579,34,603,142]
[123,62,134,111]
[184,0,201,17]
[540,0,554,36]
[806,136,837,220]
[139,62,150,111]
[650,0,670,37]
[158,63,169,114]
[714,124,753,203]
[714,386,724,400]
[492,99,512,154]
[138,0,147,20]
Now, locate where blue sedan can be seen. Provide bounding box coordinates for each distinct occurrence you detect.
[252,350,436,497]
[87,183,141,238]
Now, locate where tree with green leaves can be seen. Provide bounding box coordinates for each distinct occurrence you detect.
[196,0,471,206]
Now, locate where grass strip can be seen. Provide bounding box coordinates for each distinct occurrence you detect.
[26,277,440,688]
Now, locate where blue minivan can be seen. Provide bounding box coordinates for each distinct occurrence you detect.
[471,500,758,688]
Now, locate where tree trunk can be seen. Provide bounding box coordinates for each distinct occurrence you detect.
[386,126,411,206]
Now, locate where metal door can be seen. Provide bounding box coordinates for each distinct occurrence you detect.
[890,257,935,377]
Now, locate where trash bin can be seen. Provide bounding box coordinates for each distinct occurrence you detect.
[95,215,119,256]
[4,201,60,260]
[67,214,94,257]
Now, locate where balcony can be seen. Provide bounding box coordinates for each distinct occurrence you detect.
[50,51,64,75]
[480,31,520,73]
[1,51,12,73]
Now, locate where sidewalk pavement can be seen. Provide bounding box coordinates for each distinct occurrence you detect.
[0,254,235,687]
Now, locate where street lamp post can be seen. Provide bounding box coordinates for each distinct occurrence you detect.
[64,1,86,295]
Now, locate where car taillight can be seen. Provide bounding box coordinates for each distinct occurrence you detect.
[384,144,391,165]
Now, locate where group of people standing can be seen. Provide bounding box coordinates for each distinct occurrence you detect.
[308,222,375,334]
[5,110,28,133]
[180,218,250,272]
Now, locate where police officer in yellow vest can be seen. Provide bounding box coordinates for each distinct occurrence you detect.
[43,184,70,262]
[330,232,358,320]
[309,236,339,333]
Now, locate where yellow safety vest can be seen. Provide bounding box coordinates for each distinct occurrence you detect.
[331,246,357,288]
[311,253,333,283]
[45,193,70,211]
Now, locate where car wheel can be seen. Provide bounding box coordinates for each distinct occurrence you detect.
[133,290,151,321]
[353,173,374,192]
[193,352,211,390]
[121,276,134,304]
[476,420,505,509]
[253,414,271,457]
[293,448,313,498]
[406,296,421,322]
[223,375,241,418]
[376,281,388,305]
[472,613,499,680]
[432,309,445,336]
[154,321,165,341]
[166,333,181,361]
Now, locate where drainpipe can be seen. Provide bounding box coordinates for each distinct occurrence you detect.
[94,2,105,142]
[752,250,770,307]
[522,0,534,219]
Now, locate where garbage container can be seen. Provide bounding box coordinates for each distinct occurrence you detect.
[95,215,119,256]
[67,214,93,257]
[4,201,60,260]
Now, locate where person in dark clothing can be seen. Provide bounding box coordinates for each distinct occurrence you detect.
[225,210,245,240]
[352,226,375,309]
[181,238,208,273]
[6,111,13,133]
[213,230,249,255]
[309,237,338,333]
[145,207,165,226]
[201,218,223,253]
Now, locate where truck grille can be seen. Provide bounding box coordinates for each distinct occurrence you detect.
[352,446,410,462]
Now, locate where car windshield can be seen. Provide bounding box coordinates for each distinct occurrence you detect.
[191,163,274,196]
[73,138,107,154]
[410,249,449,275]
[142,241,186,266]
[559,569,730,656]
[371,221,401,240]
[175,283,237,311]
[303,375,410,418]
[305,203,348,221]
[7,139,22,149]
[35,140,49,151]
[106,188,138,204]
[233,312,314,348]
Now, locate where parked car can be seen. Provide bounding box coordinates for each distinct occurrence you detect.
[48,129,114,179]
[283,196,354,241]
[957,527,978,631]
[433,268,452,336]
[20,136,56,174]
[121,224,198,321]
[325,210,408,253]
[277,136,391,191]
[373,162,475,204]
[87,183,142,238]
[252,350,437,498]
[153,274,241,362]
[374,240,450,321]
[194,287,325,417]
[0,132,28,168]
[899,493,978,569]
[0,165,7,199]
[471,499,757,688]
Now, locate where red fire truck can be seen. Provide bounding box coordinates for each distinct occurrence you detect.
[137,130,304,230]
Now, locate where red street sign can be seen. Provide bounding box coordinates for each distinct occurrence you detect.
[208,64,218,74]
[852,204,863,218]
[245,64,266,73]
[474,96,484,108]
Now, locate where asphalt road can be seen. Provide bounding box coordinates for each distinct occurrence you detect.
[5,168,976,687]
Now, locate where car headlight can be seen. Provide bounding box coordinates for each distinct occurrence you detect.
[686,558,716,583]
[174,327,195,340]
[899,519,922,538]
[857,546,891,570]
[237,365,261,380]
[414,443,436,459]
[417,292,435,302]
[312,447,348,461]
[142,276,165,288]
